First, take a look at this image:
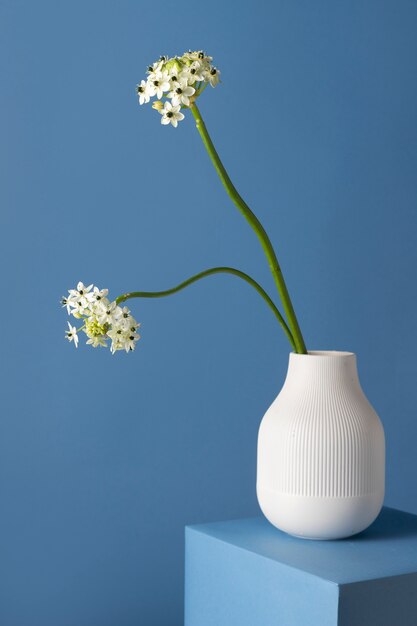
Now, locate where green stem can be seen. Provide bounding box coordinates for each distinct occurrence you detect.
[190,103,307,354]
[116,266,296,350]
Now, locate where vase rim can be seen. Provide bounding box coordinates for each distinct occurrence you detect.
[291,350,355,358]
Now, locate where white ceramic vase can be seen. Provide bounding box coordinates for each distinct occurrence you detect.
[257,351,385,540]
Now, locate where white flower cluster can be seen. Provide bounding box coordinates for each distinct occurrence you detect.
[137,50,220,127]
[62,282,140,354]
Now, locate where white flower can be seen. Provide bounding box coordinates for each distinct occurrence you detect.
[123,330,140,353]
[137,50,221,126]
[69,282,93,299]
[90,286,109,305]
[68,296,91,317]
[183,50,212,63]
[106,304,141,353]
[148,71,171,99]
[66,282,94,315]
[107,326,125,353]
[118,306,133,327]
[61,296,74,315]
[136,80,150,105]
[68,298,89,317]
[167,63,182,83]
[146,60,162,74]
[208,67,220,87]
[108,325,140,354]
[170,79,195,106]
[95,300,123,326]
[187,61,206,82]
[160,101,185,128]
[65,322,79,348]
[62,283,140,354]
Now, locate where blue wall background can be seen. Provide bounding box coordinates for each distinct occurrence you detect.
[1,1,416,624]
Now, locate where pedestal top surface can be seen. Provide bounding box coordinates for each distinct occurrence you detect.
[187,507,417,584]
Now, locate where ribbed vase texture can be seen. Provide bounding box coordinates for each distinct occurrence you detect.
[257,351,385,539]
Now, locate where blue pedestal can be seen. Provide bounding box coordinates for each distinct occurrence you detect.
[185,507,417,626]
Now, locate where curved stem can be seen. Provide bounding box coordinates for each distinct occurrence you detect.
[190,103,307,354]
[116,267,296,350]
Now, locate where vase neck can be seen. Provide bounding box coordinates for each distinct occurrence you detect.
[284,351,360,389]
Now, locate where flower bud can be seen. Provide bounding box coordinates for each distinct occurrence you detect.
[152,100,164,111]
[165,58,182,73]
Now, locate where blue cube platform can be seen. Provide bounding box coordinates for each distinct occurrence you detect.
[185,507,417,626]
